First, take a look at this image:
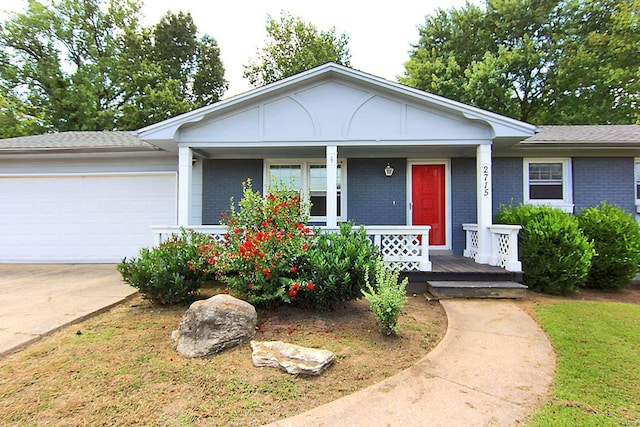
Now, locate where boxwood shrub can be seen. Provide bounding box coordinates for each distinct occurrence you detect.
[117,229,214,304]
[297,222,383,311]
[495,204,594,295]
[577,202,640,290]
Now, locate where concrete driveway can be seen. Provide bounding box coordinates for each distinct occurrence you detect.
[0,264,137,356]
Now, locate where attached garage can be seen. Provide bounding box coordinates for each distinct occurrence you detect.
[0,132,178,263]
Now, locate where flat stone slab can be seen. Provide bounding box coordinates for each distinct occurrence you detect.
[250,340,335,376]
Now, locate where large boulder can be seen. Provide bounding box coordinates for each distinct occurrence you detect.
[172,294,257,358]
[250,340,336,375]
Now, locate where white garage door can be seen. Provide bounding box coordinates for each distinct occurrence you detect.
[0,173,177,262]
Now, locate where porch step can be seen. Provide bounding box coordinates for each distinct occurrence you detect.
[426,281,527,299]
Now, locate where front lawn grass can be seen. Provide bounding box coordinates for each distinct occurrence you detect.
[0,288,445,426]
[528,301,640,426]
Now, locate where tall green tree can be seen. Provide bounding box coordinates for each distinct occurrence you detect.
[401,0,639,125]
[243,11,351,87]
[0,0,227,136]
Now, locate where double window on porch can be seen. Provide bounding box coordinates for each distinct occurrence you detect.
[266,160,345,222]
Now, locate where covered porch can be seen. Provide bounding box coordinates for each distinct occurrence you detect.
[139,64,534,276]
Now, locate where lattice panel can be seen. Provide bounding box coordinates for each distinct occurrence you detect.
[380,235,421,258]
[496,234,510,268]
[397,261,421,271]
[468,231,479,258]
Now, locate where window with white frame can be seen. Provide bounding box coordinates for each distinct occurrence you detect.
[524,158,573,212]
[265,160,345,220]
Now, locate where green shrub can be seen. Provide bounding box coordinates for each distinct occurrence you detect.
[577,202,640,290]
[361,261,408,336]
[496,204,594,295]
[297,222,383,311]
[117,229,214,304]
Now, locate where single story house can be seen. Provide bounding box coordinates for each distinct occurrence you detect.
[1,63,639,269]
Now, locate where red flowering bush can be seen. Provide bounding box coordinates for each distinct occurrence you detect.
[201,180,316,307]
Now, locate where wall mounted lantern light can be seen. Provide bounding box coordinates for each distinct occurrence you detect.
[384,163,394,177]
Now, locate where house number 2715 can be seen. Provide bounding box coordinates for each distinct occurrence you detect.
[483,165,490,197]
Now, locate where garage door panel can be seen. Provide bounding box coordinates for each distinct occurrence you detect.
[0,174,177,262]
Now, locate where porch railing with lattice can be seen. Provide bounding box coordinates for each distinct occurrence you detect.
[152,225,432,272]
[462,223,522,272]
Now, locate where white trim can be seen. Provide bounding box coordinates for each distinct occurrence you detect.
[0,171,176,178]
[476,144,493,264]
[178,146,193,226]
[407,159,452,250]
[523,157,574,213]
[263,158,347,222]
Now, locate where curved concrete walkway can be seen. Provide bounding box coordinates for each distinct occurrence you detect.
[266,300,555,427]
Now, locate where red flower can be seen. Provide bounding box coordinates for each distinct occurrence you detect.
[234,228,241,234]
[290,266,297,273]
[288,289,298,297]
[247,283,254,289]
[302,244,309,251]
[263,268,272,278]
[306,282,315,291]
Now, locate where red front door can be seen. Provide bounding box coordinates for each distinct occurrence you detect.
[412,164,446,245]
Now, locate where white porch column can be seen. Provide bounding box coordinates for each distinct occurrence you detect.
[476,143,493,264]
[177,146,193,226]
[326,145,338,227]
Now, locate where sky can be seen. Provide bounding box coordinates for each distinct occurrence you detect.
[1,0,477,98]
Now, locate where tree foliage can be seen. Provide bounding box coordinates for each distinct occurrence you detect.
[243,11,351,87]
[0,0,227,136]
[401,0,640,125]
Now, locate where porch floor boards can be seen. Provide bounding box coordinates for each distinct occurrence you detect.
[404,255,526,299]
[430,255,509,274]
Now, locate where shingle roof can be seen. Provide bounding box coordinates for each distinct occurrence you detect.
[0,131,161,154]
[525,125,640,144]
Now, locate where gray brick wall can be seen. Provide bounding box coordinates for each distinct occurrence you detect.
[573,157,635,213]
[202,159,263,224]
[347,158,406,225]
[493,157,524,214]
[451,158,477,255]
